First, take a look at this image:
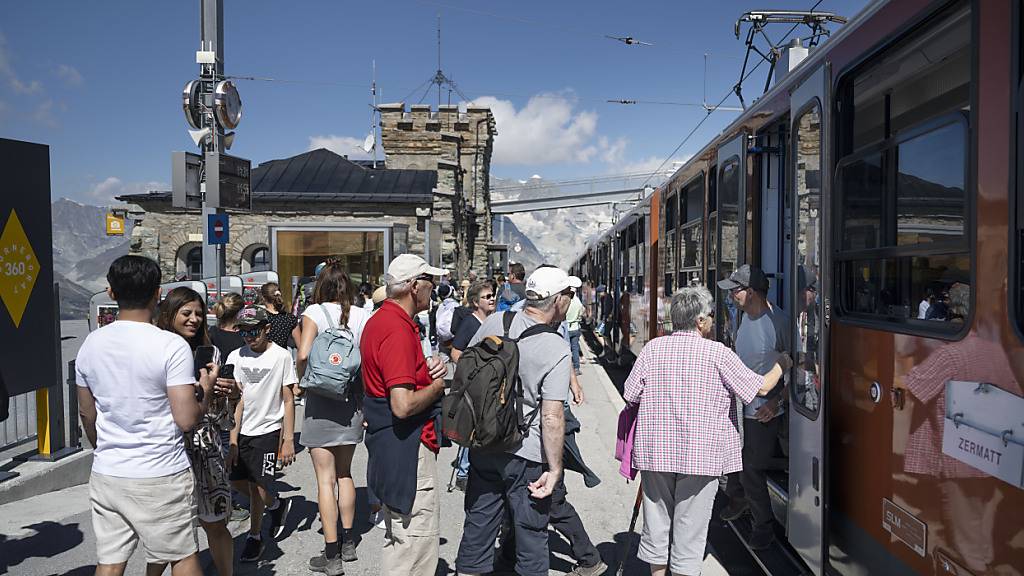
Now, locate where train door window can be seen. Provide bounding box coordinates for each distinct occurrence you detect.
[679,173,705,286]
[835,3,971,332]
[707,164,718,284]
[638,216,645,295]
[794,103,822,416]
[718,157,741,277]
[664,192,677,294]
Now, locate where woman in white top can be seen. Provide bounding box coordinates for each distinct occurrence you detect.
[296,260,369,568]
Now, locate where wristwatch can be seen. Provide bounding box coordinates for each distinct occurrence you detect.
[194,384,205,403]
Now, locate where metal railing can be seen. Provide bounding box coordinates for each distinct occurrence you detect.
[0,390,38,451]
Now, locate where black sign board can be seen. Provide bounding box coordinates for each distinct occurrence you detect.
[0,139,58,397]
[206,152,251,210]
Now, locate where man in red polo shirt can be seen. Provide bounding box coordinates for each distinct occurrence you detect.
[361,253,448,576]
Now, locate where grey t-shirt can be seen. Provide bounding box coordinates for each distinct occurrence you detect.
[469,311,571,463]
[735,306,789,418]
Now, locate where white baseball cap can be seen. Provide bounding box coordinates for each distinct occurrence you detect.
[386,254,448,284]
[525,267,581,300]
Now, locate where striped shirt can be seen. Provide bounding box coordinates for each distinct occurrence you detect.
[623,330,764,476]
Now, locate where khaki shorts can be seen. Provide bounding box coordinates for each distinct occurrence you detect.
[638,471,718,575]
[89,468,199,564]
[382,443,440,576]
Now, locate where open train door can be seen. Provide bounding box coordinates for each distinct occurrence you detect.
[787,64,829,574]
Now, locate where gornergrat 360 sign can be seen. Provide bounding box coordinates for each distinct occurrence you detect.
[0,138,57,397]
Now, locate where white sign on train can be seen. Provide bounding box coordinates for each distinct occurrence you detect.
[942,380,1024,489]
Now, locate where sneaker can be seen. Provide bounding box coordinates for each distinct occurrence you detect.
[240,536,264,562]
[568,560,608,576]
[455,476,468,492]
[309,553,345,575]
[720,499,749,521]
[268,497,292,539]
[230,504,250,523]
[749,526,776,550]
[340,540,357,562]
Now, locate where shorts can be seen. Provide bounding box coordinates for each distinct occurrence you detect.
[230,429,281,485]
[184,417,231,523]
[89,468,199,564]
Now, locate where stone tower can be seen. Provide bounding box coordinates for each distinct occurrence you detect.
[378,102,496,279]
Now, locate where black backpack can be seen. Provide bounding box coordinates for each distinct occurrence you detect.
[442,311,558,451]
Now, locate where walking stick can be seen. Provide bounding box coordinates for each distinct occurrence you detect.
[616,480,644,576]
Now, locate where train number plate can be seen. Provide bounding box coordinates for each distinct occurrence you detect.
[882,498,926,557]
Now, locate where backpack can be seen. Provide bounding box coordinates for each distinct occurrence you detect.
[435,299,459,341]
[442,311,558,450]
[300,304,361,400]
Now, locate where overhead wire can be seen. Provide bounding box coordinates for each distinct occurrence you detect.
[637,0,826,189]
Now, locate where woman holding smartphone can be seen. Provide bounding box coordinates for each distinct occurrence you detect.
[155,287,239,576]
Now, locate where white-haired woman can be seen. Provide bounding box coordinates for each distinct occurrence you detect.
[623,285,789,576]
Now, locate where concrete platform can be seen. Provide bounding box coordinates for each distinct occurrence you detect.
[0,344,754,575]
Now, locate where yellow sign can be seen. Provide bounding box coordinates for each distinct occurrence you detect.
[106,213,125,236]
[0,210,40,327]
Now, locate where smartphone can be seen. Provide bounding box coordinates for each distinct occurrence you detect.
[194,345,220,380]
[220,363,234,380]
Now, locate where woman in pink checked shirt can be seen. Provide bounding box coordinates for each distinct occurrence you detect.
[623,286,789,576]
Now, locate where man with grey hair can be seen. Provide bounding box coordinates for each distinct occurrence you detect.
[623,285,789,576]
[455,266,579,576]
[362,254,449,576]
[717,264,790,550]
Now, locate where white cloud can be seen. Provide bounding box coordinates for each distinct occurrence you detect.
[55,64,83,86]
[85,177,168,205]
[32,99,58,128]
[0,32,41,94]
[469,92,633,166]
[308,134,375,160]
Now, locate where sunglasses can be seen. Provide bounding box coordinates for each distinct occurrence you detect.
[480,293,496,300]
[239,327,264,339]
[729,286,748,295]
[415,275,435,287]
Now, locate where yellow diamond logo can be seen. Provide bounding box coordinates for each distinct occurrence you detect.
[0,210,40,328]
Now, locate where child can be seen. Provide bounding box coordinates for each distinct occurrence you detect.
[227,306,297,562]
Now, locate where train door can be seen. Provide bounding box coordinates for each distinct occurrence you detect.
[788,65,828,575]
[716,135,747,346]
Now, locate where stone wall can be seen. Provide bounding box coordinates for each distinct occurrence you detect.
[129,202,426,282]
[378,103,495,279]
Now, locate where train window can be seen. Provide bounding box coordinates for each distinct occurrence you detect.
[896,121,966,246]
[794,103,822,416]
[838,152,884,250]
[836,2,971,333]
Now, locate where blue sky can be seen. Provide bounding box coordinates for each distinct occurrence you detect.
[2,0,867,206]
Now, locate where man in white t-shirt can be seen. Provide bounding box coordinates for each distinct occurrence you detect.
[717,265,790,550]
[227,305,298,562]
[76,255,218,576]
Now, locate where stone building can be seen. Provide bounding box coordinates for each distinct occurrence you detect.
[378,103,496,276]
[118,103,496,301]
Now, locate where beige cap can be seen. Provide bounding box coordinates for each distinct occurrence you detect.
[371,285,387,305]
[385,254,448,284]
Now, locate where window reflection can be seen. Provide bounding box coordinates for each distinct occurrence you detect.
[897,122,966,245]
[275,229,384,306]
[795,106,822,415]
[839,153,884,251]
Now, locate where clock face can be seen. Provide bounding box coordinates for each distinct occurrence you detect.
[182,80,203,130]
[214,80,242,129]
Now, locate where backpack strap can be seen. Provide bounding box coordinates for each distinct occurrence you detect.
[509,318,560,435]
[502,310,515,337]
[319,303,338,331]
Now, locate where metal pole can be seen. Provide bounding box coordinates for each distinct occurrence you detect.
[200,0,225,283]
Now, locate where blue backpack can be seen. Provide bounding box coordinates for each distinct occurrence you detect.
[300,304,361,400]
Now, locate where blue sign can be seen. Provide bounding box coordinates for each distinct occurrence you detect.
[207,213,229,245]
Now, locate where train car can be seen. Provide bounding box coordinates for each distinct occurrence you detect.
[575,1,1023,573]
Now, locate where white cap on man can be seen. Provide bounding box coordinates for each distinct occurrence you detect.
[525,266,581,300]
[386,253,449,284]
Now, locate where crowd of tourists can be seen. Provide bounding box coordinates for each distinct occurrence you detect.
[75,251,791,576]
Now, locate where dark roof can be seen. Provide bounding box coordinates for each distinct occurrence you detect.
[117,148,436,205]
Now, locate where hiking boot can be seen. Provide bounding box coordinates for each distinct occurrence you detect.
[340,540,358,562]
[568,560,608,576]
[309,553,345,575]
[239,536,264,562]
[268,497,292,539]
[720,499,749,521]
[749,526,776,550]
